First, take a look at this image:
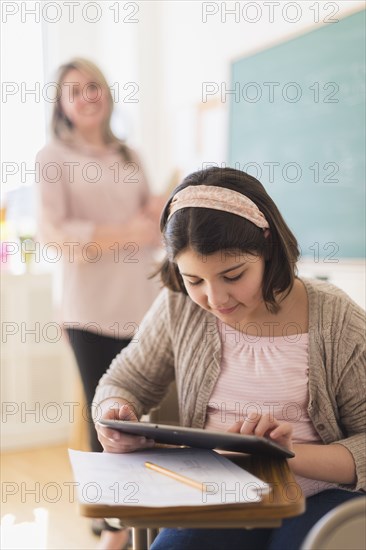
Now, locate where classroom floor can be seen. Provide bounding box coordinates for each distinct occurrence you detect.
[1,445,99,549]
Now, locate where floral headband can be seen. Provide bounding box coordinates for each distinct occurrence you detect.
[167,185,269,230]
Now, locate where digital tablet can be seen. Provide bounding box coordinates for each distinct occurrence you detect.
[99,420,294,458]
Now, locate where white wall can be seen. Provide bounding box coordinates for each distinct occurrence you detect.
[1,13,45,198]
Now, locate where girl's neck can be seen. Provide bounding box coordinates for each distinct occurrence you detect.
[225,278,309,336]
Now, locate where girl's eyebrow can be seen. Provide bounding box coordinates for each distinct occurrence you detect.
[181,262,247,278]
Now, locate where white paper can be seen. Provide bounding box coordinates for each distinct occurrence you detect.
[68,448,270,507]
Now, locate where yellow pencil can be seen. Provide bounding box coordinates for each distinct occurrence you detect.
[144,461,203,491]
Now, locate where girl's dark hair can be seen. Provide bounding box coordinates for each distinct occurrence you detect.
[157,166,299,314]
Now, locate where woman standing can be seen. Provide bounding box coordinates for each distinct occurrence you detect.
[36,58,161,548]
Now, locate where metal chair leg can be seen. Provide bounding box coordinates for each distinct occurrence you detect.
[132,527,148,550]
[147,528,159,547]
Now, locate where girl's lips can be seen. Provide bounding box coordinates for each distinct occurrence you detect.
[216,304,238,314]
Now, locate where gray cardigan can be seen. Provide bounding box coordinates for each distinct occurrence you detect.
[95,278,366,491]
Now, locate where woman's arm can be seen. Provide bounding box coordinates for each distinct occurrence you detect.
[35,147,95,251]
[94,288,175,418]
[36,145,160,254]
[289,443,356,484]
[229,414,357,485]
[92,214,160,250]
[326,307,366,489]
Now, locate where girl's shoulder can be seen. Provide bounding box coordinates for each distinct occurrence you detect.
[301,277,363,311]
[302,277,365,346]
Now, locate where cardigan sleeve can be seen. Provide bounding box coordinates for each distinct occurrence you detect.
[331,303,366,492]
[93,288,176,418]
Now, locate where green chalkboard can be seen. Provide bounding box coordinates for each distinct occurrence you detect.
[229,10,365,258]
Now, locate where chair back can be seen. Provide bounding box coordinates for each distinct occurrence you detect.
[301,496,366,550]
[149,382,179,424]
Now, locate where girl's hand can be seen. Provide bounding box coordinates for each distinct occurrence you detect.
[227,412,294,452]
[96,403,155,453]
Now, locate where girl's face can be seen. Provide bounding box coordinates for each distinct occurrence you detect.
[176,248,266,323]
[59,68,110,132]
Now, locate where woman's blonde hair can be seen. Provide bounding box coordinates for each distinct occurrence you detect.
[51,57,131,159]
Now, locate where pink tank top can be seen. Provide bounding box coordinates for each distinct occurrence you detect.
[205,319,336,497]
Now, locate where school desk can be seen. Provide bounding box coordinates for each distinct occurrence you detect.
[79,450,305,550]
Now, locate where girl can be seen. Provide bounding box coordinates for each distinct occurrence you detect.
[94,167,365,550]
[36,58,163,548]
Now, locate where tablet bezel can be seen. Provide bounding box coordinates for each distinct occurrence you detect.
[99,420,294,458]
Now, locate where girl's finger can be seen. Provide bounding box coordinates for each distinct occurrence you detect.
[270,423,292,439]
[99,429,155,452]
[119,404,138,422]
[239,412,261,434]
[227,420,243,433]
[97,427,143,446]
[245,413,279,437]
[105,439,155,453]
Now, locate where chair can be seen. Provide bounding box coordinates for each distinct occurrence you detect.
[148,381,180,425]
[301,496,366,550]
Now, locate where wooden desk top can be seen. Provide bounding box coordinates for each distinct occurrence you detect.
[79,452,305,529]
